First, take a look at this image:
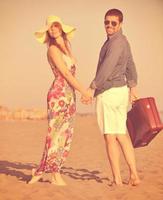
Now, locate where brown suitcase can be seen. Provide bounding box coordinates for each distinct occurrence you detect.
[127,97,163,148]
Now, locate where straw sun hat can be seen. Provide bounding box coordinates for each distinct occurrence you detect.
[35,15,76,43]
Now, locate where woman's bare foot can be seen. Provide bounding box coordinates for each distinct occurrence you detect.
[51,172,66,186]
[28,168,42,184]
[28,175,42,184]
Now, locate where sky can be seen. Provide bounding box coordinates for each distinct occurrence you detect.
[0,0,163,113]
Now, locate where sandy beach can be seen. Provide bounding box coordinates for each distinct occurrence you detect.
[0,114,163,200]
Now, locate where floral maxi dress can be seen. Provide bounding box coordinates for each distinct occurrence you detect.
[34,54,76,175]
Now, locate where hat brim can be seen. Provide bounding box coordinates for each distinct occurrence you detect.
[35,23,76,44]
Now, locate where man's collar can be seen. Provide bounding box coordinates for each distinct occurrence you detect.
[107,29,122,40]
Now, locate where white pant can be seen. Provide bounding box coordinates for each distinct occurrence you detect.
[96,86,129,134]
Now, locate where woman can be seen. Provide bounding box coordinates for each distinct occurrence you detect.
[28,16,91,185]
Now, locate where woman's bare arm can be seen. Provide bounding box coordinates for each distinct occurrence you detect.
[48,45,90,98]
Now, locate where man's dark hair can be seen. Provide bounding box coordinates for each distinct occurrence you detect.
[105,9,123,23]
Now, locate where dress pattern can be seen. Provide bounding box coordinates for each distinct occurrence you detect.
[34,54,76,175]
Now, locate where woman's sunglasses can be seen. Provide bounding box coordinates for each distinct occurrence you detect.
[104,20,118,27]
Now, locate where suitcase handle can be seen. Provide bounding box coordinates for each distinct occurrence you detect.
[131,97,154,107]
[131,98,139,107]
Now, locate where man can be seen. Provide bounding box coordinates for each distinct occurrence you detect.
[85,9,140,186]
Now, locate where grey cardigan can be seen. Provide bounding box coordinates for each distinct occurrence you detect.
[90,29,137,97]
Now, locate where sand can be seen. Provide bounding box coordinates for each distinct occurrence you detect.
[0,114,163,200]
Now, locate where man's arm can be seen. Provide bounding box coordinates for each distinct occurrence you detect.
[90,41,124,90]
[125,42,137,87]
[125,42,138,103]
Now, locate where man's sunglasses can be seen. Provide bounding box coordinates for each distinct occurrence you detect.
[104,20,118,27]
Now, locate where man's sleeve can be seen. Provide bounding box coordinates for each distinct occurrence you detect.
[125,42,138,88]
[90,41,124,90]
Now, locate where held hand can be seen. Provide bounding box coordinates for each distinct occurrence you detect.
[81,88,94,105]
[81,93,92,105]
[81,96,92,105]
